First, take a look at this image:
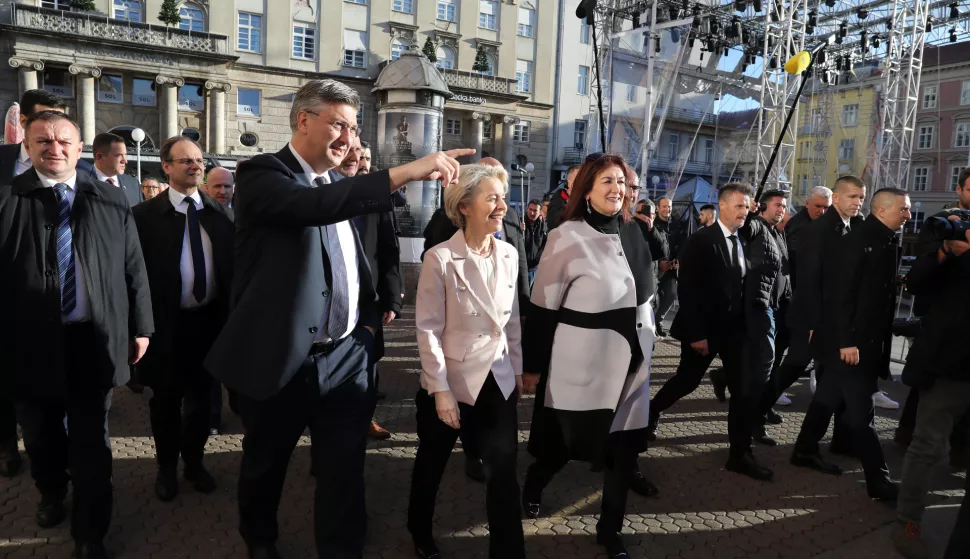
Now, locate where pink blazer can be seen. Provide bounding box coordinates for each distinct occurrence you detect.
[415,230,523,405]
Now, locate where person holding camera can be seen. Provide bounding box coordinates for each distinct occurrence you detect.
[892,210,970,559]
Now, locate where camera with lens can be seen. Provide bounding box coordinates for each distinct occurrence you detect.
[926,209,970,241]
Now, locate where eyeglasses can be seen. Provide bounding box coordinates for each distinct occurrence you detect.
[165,158,205,167]
[305,110,359,137]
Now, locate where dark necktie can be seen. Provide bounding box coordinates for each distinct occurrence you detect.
[53,183,76,315]
[842,223,851,236]
[107,178,116,186]
[314,177,349,340]
[184,198,207,304]
[729,234,742,276]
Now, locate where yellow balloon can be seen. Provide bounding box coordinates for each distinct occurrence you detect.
[784,51,811,75]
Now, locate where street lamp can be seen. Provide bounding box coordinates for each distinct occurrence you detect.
[524,162,535,206]
[131,127,145,184]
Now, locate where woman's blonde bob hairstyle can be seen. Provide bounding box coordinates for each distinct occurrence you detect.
[444,164,509,228]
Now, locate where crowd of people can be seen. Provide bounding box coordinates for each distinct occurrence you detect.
[0,81,967,559]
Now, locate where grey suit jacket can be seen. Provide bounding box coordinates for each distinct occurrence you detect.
[117,173,143,207]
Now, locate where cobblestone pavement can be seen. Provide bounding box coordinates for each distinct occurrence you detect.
[0,307,965,558]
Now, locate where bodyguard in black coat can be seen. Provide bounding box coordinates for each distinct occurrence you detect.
[0,111,153,559]
[353,209,404,360]
[132,137,235,503]
[92,133,143,208]
[784,186,832,290]
[792,188,910,501]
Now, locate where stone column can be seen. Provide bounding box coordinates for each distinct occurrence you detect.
[156,75,185,143]
[204,81,232,155]
[471,112,489,159]
[68,65,101,146]
[9,58,44,97]
[502,115,521,169]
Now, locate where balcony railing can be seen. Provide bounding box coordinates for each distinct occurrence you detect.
[659,106,718,126]
[11,4,230,55]
[799,124,831,136]
[439,68,520,95]
[562,147,586,164]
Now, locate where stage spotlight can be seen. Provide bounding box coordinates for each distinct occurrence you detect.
[655,35,662,51]
[816,49,826,64]
[806,24,815,34]
[950,2,960,19]
[683,0,690,14]
[707,38,717,51]
[844,55,853,73]
[671,28,681,43]
[809,9,818,26]
[736,0,747,12]
[769,56,778,69]
[951,27,959,42]
[857,7,868,18]
[926,19,933,32]
[839,21,848,38]
[575,0,597,24]
[821,70,830,84]
[754,0,763,12]
[835,56,843,70]
[861,30,868,50]
[825,0,835,7]
[693,14,702,27]
[689,35,697,48]
[770,4,779,22]
[873,35,881,48]
[710,18,720,34]
[633,10,641,28]
[723,46,730,56]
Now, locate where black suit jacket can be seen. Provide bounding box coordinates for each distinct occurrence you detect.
[784,207,812,289]
[204,146,391,401]
[0,168,154,398]
[669,222,750,345]
[0,143,95,185]
[132,191,234,385]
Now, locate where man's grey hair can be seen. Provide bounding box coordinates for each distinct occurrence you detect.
[290,79,361,132]
[809,185,833,200]
[445,164,508,229]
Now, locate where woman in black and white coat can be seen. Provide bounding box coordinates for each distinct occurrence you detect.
[521,154,656,559]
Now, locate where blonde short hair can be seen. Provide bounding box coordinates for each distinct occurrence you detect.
[444,164,509,228]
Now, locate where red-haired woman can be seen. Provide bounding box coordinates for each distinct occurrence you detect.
[521,155,657,559]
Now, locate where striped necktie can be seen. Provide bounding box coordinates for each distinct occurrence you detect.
[53,183,76,315]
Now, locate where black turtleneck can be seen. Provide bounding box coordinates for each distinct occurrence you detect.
[584,206,622,235]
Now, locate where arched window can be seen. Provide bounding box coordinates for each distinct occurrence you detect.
[179,2,205,32]
[391,38,409,61]
[481,53,497,76]
[435,46,456,70]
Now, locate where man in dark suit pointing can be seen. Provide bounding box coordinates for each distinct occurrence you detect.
[204,79,472,559]
[0,110,153,559]
[92,132,142,207]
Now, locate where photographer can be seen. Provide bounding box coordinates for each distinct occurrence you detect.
[893,212,970,559]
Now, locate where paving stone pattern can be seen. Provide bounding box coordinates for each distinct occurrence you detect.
[0,308,965,558]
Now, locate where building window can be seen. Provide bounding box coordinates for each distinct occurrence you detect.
[42,68,73,98]
[911,167,929,191]
[96,74,123,104]
[343,30,367,68]
[917,125,935,149]
[446,119,462,136]
[841,104,859,126]
[179,2,205,32]
[517,8,535,37]
[437,0,456,21]
[239,132,259,147]
[580,19,590,44]
[391,38,408,61]
[132,78,155,106]
[838,139,855,160]
[480,53,497,76]
[237,89,260,116]
[293,24,316,60]
[955,122,970,148]
[705,137,715,162]
[178,84,204,112]
[113,0,141,21]
[668,133,679,158]
[513,121,530,143]
[483,119,492,140]
[479,0,497,30]
[346,0,366,3]
[951,166,966,191]
[516,60,532,93]
[626,84,637,103]
[801,175,809,195]
[923,85,938,109]
[393,0,413,13]
[577,66,589,95]
[356,107,364,130]
[435,46,456,70]
[182,128,201,142]
[41,0,70,9]
[238,12,262,53]
[963,82,970,105]
[573,119,587,149]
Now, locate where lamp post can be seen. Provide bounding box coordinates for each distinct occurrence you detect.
[524,162,535,206]
[131,127,145,184]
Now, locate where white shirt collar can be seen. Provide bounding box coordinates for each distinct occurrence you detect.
[840,214,850,228]
[18,143,29,163]
[36,170,77,190]
[167,186,203,210]
[716,218,738,239]
[94,167,119,184]
[288,143,330,185]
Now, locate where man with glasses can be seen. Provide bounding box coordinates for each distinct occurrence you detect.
[141,177,165,201]
[204,79,472,559]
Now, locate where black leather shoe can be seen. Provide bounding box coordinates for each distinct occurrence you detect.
[155,469,178,502]
[184,465,216,494]
[208,427,221,437]
[656,326,669,338]
[645,412,661,442]
[36,494,66,528]
[628,470,660,498]
[596,531,630,558]
[725,453,774,481]
[791,450,843,476]
[464,456,485,483]
[710,368,728,403]
[376,391,388,401]
[74,542,109,559]
[522,495,541,519]
[866,477,899,501]
[413,538,442,559]
[765,409,783,425]
[248,545,282,559]
[753,427,778,447]
[0,453,22,478]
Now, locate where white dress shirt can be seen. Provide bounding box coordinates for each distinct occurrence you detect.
[287,144,360,341]
[717,218,746,277]
[94,167,120,187]
[14,143,31,177]
[36,170,92,323]
[167,188,217,309]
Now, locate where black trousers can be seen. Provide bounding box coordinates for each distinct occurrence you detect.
[16,323,113,544]
[794,366,890,480]
[522,436,637,535]
[0,393,17,456]
[237,327,376,558]
[407,374,524,559]
[652,328,751,455]
[743,307,778,434]
[943,468,970,559]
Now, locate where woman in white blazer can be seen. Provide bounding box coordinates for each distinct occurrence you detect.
[521,154,657,559]
[408,164,525,559]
